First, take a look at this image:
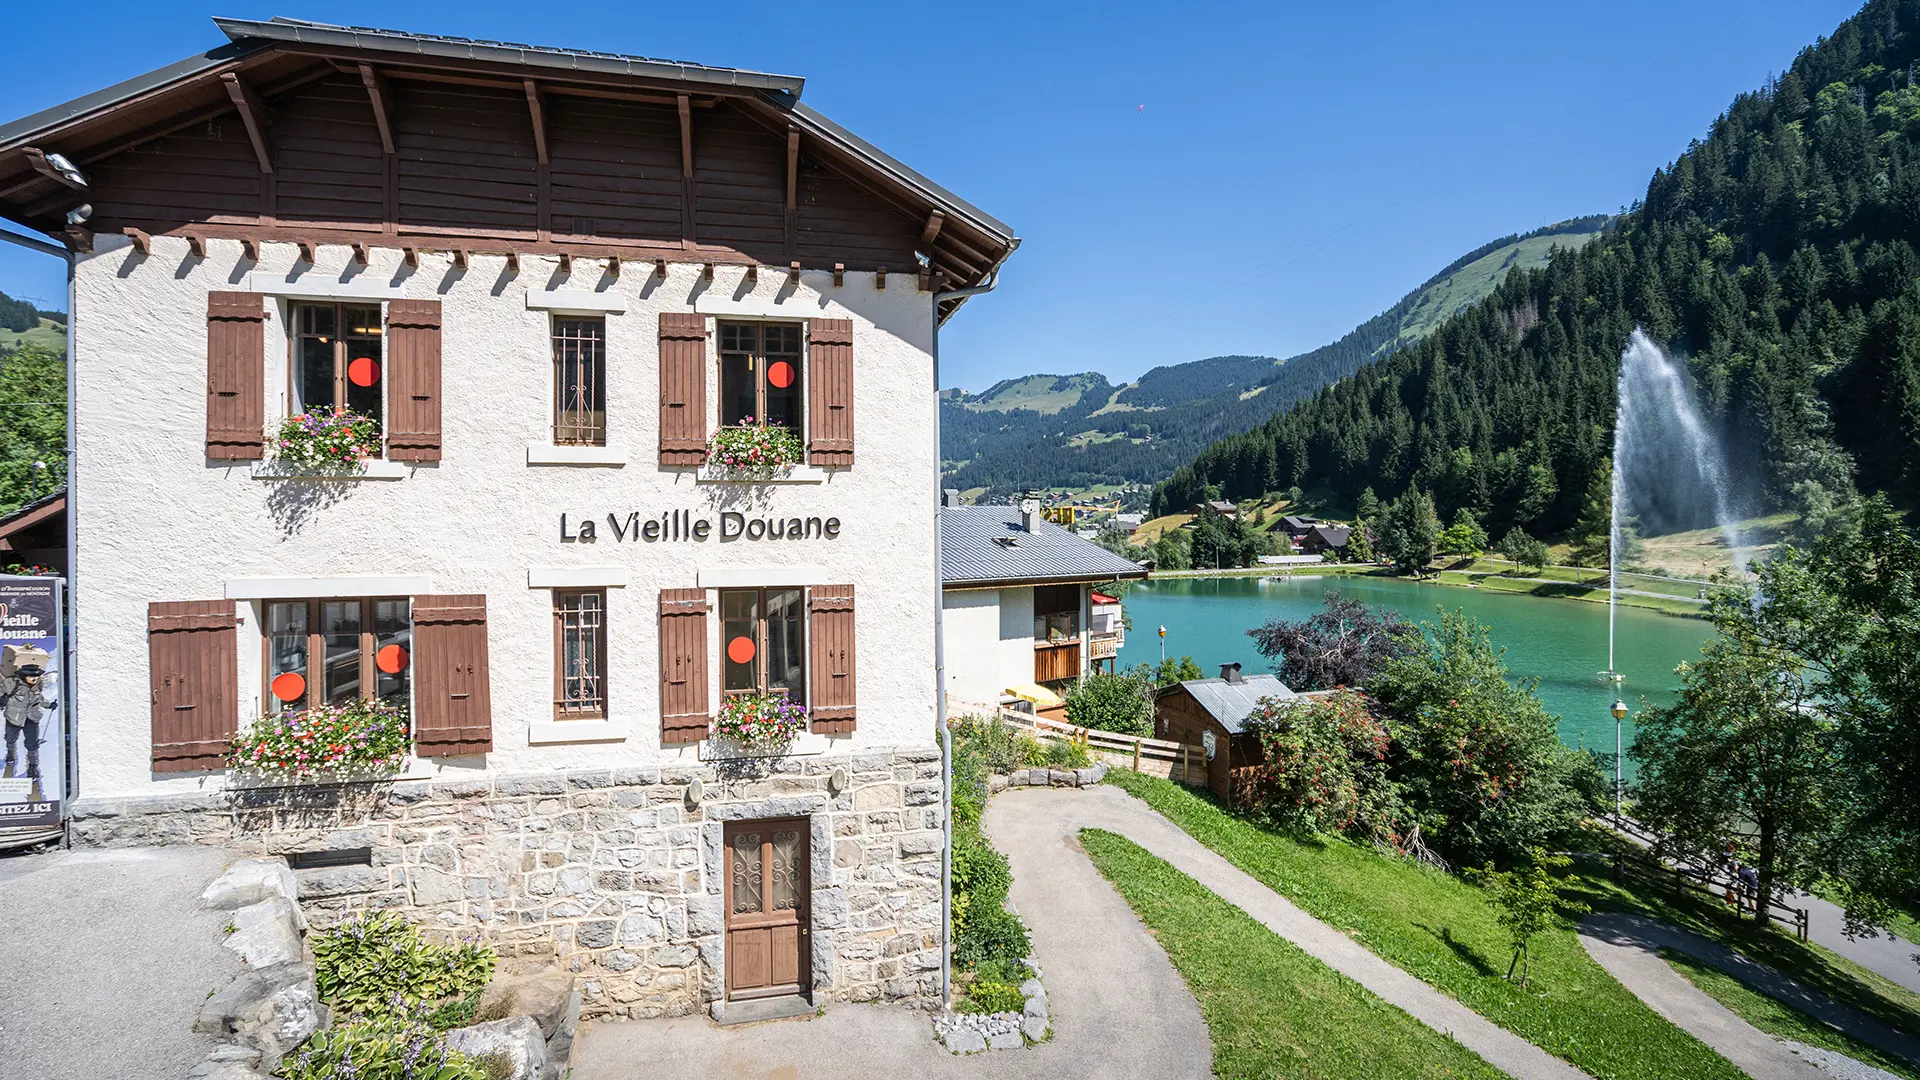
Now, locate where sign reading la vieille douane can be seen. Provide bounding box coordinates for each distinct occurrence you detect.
[562,509,841,544]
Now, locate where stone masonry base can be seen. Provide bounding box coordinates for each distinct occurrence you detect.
[70,747,946,1019]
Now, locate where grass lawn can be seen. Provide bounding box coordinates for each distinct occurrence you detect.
[1574,826,1920,1040]
[1080,828,1506,1080]
[1104,771,1744,1080]
[1656,947,1920,1080]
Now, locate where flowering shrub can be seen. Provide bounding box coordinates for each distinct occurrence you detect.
[1,563,57,576]
[227,698,411,778]
[707,418,805,477]
[714,691,807,750]
[311,911,495,1021]
[1239,690,1404,845]
[279,1008,489,1080]
[273,408,381,470]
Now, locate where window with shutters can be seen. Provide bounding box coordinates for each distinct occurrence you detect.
[552,317,606,446]
[292,302,386,437]
[553,590,607,719]
[720,587,806,706]
[263,598,411,713]
[719,322,803,434]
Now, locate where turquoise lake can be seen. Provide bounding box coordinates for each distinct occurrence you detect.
[1115,575,1715,762]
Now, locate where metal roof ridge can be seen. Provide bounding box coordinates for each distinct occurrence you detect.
[211,15,806,96]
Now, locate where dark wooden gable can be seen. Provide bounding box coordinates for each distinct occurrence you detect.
[270,70,387,228]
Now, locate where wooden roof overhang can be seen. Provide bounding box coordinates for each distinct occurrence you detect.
[0,18,1016,322]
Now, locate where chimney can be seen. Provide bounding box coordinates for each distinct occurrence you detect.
[942,488,961,507]
[1219,662,1243,684]
[1019,497,1041,533]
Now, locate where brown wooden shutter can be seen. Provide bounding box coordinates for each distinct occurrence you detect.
[807,319,854,467]
[660,588,710,743]
[658,313,708,467]
[206,292,266,460]
[412,594,492,756]
[148,600,238,772]
[387,299,443,462]
[808,585,855,733]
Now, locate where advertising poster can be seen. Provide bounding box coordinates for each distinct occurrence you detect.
[0,576,63,829]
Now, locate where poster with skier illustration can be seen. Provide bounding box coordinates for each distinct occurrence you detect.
[0,576,63,829]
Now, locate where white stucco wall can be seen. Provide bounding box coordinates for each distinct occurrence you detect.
[938,585,1042,711]
[72,236,941,798]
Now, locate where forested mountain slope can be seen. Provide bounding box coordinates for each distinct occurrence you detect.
[941,217,1607,499]
[1155,0,1920,543]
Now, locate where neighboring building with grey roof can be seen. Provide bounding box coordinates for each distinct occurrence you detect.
[940,500,1146,714]
[1155,662,1298,804]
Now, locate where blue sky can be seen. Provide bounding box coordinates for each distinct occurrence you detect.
[0,0,1860,390]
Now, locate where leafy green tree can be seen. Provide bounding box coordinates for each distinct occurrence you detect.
[1377,490,1439,575]
[1148,530,1190,571]
[1344,527,1375,564]
[1064,668,1155,736]
[1436,508,1489,558]
[1631,623,1833,924]
[1146,655,1203,687]
[1467,851,1587,988]
[1497,528,1550,572]
[1703,495,1920,931]
[0,345,66,514]
[1371,610,1603,867]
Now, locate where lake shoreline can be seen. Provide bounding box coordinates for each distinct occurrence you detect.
[1149,563,1709,619]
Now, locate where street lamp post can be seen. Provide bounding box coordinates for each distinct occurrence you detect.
[1611,698,1629,818]
[1158,624,1166,665]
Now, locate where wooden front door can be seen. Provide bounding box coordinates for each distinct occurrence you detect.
[723,818,811,1000]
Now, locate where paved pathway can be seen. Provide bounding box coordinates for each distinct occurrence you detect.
[0,844,242,1080]
[576,784,1590,1080]
[1578,912,1920,1080]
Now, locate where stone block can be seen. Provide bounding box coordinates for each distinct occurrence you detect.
[943,1027,987,1054]
[576,919,617,949]
[897,832,941,856]
[194,962,323,1072]
[904,781,942,806]
[223,897,304,968]
[409,865,464,906]
[1022,1012,1049,1042]
[851,784,901,811]
[443,1016,548,1080]
[475,968,576,1038]
[988,1031,1024,1050]
[202,858,297,910]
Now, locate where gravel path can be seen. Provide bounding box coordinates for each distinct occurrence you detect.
[1578,912,1920,1080]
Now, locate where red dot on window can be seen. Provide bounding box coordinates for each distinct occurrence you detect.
[376,644,409,674]
[348,356,381,387]
[270,672,306,702]
[727,636,756,664]
[767,361,795,389]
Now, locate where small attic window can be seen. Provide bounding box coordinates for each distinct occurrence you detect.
[993,536,1018,548]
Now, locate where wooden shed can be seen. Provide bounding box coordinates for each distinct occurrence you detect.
[1153,663,1294,804]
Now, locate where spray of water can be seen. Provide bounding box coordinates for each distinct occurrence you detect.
[1607,328,1750,674]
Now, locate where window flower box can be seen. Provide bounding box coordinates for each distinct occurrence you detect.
[272,409,382,474]
[705,418,805,480]
[227,698,412,782]
[713,691,808,753]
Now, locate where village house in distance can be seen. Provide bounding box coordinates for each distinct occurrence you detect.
[0,17,1015,1020]
[940,493,1146,717]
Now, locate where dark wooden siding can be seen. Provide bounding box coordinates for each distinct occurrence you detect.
[1154,687,1238,802]
[270,71,386,228]
[795,158,920,269]
[148,600,238,773]
[547,95,682,243]
[393,81,537,237]
[693,105,786,258]
[808,585,855,733]
[88,114,262,229]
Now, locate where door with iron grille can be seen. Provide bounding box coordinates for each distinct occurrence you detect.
[723,818,811,1000]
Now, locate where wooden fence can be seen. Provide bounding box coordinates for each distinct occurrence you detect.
[1602,815,1810,941]
[995,709,1211,787]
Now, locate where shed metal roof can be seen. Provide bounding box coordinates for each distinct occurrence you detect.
[941,507,1146,588]
[1178,674,1295,735]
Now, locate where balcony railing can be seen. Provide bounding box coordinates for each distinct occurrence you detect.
[1033,641,1080,683]
[1089,631,1122,661]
